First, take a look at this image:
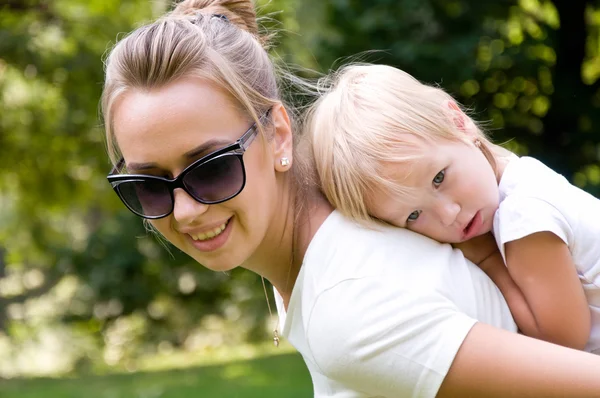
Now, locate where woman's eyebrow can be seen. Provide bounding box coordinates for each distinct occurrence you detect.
[126,139,233,172]
[183,138,232,159]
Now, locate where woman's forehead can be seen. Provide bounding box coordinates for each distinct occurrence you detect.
[112,78,248,170]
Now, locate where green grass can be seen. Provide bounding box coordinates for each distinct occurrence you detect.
[0,352,312,398]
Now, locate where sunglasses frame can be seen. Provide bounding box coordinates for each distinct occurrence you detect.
[107,112,268,219]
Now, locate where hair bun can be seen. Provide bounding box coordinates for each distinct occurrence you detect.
[173,0,259,37]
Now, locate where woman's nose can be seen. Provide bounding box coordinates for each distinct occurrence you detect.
[172,188,209,225]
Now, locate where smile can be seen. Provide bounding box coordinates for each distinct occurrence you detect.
[190,220,228,241]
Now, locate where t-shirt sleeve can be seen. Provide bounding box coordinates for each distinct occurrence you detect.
[494,195,572,261]
[305,277,477,398]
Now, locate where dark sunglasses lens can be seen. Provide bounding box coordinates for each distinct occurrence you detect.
[183,155,244,203]
[117,180,172,217]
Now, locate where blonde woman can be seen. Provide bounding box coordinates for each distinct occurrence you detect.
[308,63,600,355]
[103,1,600,396]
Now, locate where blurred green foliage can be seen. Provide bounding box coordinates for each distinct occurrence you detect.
[1,0,600,377]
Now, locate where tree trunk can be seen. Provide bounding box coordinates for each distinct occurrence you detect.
[538,0,590,176]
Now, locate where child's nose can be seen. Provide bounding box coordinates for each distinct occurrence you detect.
[436,200,461,226]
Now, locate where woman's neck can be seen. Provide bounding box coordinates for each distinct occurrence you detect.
[287,192,333,301]
[244,184,333,307]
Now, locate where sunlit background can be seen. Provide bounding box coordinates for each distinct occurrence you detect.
[1,0,599,396]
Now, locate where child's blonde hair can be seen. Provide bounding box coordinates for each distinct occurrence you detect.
[306,64,500,224]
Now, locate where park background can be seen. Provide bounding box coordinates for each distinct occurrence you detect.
[1,0,599,396]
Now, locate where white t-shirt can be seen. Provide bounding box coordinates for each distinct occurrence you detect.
[275,210,516,397]
[494,156,600,353]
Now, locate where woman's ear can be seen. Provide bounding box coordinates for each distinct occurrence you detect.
[270,103,293,172]
[444,100,476,137]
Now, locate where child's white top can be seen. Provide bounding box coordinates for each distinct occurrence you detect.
[275,210,516,397]
[494,156,600,353]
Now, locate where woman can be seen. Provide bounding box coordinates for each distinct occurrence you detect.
[102,0,600,396]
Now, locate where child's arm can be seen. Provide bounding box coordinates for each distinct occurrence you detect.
[477,251,540,335]
[504,231,590,350]
[455,234,539,337]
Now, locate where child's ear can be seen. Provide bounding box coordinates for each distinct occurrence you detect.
[444,100,476,137]
[270,103,293,172]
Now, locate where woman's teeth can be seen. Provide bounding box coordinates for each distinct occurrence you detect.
[191,222,227,241]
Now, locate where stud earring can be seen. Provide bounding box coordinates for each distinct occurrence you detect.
[280,157,290,167]
[474,139,482,148]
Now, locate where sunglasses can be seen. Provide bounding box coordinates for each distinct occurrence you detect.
[107,111,269,219]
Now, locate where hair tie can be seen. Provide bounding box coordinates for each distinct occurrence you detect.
[191,12,229,24]
[212,14,229,22]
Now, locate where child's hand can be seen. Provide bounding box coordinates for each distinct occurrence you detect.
[453,233,499,268]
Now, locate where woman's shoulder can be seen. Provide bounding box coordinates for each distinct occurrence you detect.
[302,211,469,294]
[312,210,450,252]
[309,211,453,263]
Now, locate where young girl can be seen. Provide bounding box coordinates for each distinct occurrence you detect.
[308,63,600,353]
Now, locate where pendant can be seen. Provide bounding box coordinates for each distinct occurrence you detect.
[273,330,280,347]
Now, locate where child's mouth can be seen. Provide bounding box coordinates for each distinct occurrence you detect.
[462,211,481,240]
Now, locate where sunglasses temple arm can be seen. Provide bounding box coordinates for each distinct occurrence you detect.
[240,128,256,151]
[240,109,272,151]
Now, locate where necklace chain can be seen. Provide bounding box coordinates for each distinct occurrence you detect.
[261,209,297,348]
[261,276,280,347]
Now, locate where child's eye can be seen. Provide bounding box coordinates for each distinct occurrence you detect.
[433,169,445,186]
[407,210,422,222]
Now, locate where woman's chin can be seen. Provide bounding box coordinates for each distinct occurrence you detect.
[201,260,239,273]
[188,253,236,271]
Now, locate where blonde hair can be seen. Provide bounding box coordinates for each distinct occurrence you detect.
[101,0,280,164]
[306,64,501,224]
